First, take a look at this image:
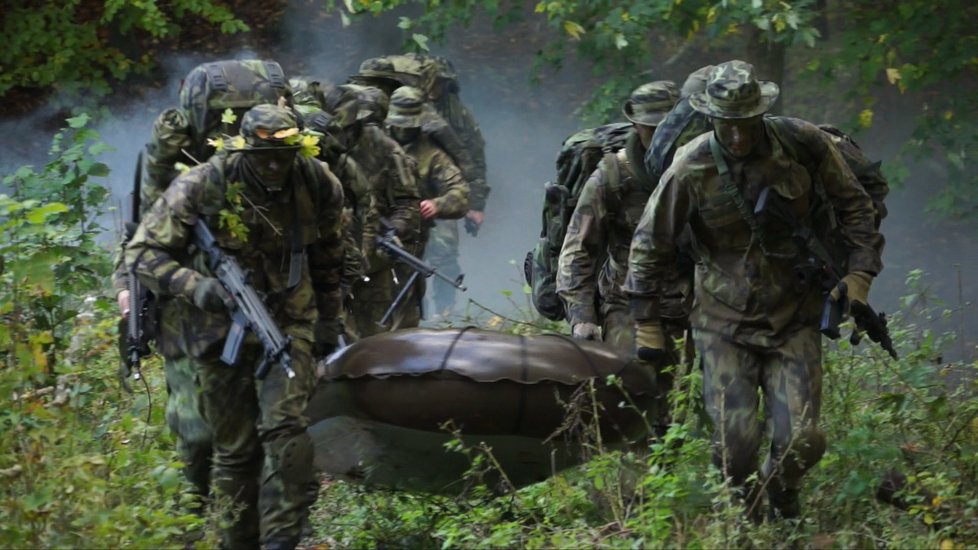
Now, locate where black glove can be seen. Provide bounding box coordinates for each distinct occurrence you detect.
[192,277,233,313]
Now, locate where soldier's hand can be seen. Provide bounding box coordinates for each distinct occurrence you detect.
[378,234,405,260]
[192,277,233,313]
[572,322,600,341]
[465,210,485,228]
[635,321,667,362]
[420,199,439,220]
[830,271,873,313]
[117,289,131,317]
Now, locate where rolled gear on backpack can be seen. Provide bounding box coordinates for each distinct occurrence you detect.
[179,59,293,147]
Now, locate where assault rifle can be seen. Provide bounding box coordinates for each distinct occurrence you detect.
[754,187,898,359]
[194,219,296,380]
[122,151,155,381]
[376,218,467,326]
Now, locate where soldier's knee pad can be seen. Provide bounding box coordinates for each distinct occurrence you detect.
[276,431,314,486]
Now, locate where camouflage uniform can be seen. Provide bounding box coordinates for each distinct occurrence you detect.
[111,60,292,511]
[624,61,883,519]
[385,86,469,327]
[557,81,680,357]
[322,84,423,336]
[126,105,345,549]
[352,55,489,316]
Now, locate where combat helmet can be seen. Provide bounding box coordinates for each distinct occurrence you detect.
[234,104,301,151]
[349,54,430,94]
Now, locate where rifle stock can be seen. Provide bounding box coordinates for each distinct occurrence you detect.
[755,187,897,359]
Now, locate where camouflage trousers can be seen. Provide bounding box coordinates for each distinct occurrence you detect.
[423,218,461,317]
[197,336,317,549]
[694,326,826,501]
[349,267,397,338]
[164,356,212,510]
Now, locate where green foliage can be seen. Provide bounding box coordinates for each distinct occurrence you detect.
[1,113,115,372]
[303,273,978,548]
[0,117,202,547]
[0,1,248,109]
[813,1,978,218]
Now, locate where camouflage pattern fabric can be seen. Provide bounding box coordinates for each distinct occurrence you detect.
[351,55,489,212]
[431,91,490,212]
[623,110,882,513]
[695,326,827,497]
[179,59,291,145]
[164,356,212,509]
[314,86,422,336]
[624,117,882,348]
[558,131,690,347]
[644,97,711,183]
[394,133,469,326]
[126,130,345,546]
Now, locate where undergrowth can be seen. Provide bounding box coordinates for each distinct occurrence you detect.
[2,118,976,549]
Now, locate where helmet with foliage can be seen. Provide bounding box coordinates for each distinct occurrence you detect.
[237,104,301,151]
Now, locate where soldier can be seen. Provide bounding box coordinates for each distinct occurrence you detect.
[321,84,423,336]
[624,61,884,520]
[126,104,346,549]
[384,86,469,327]
[112,60,292,516]
[351,55,490,317]
[557,81,680,357]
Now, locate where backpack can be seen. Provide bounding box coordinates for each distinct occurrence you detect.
[524,122,633,321]
[763,117,889,273]
[142,60,291,209]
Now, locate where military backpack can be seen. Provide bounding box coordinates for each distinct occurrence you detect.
[524,122,633,321]
[141,59,291,207]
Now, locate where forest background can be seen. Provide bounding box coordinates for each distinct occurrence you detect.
[1,0,977,548]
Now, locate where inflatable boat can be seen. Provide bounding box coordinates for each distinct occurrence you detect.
[305,327,661,493]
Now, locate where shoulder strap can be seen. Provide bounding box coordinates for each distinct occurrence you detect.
[709,135,760,235]
[709,135,792,259]
[262,61,287,91]
[603,151,622,220]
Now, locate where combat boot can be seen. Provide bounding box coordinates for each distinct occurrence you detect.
[767,487,801,521]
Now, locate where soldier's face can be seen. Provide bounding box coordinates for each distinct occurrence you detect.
[712,116,764,159]
[243,148,296,190]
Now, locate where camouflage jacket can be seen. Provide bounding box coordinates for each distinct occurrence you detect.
[402,133,469,236]
[624,117,883,347]
[557,132,688,326]
[351,124,422,255]
[432,93,490,211]
[125,152,346,360]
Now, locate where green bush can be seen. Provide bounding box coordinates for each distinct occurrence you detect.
[0,116,202,547]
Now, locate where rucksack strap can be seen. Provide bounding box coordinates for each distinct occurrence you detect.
[263,61,287,91]
[205,64,229,92]
[603,151,622,218]
[709,134,793,259]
